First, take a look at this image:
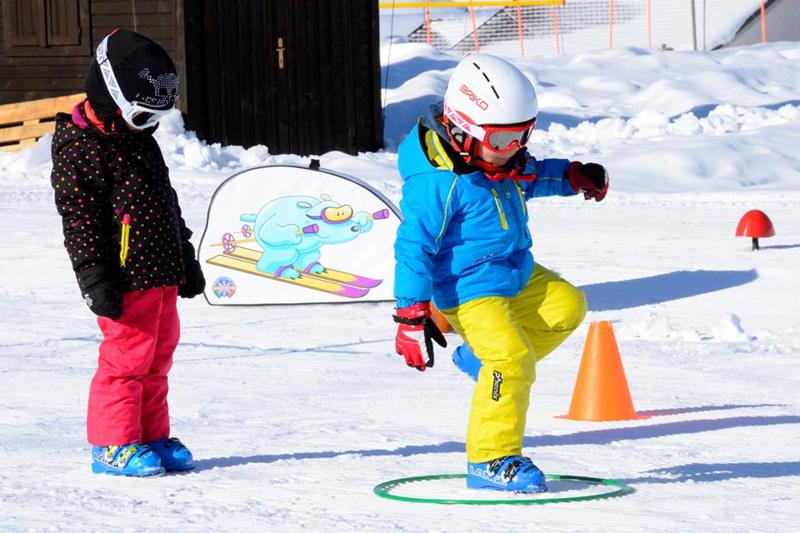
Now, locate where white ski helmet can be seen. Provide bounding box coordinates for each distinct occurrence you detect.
[443,54,538,139]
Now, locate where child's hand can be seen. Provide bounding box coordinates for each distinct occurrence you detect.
[567,161,609,202]
[179,241,206,298]
[77,265,122,319]
[393,302,447,372]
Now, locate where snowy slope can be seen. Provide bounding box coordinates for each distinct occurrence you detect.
[1,42,799,531]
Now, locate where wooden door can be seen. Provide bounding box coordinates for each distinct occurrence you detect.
[183,0,381,155]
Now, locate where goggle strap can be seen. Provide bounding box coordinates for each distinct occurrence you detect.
[96,35,134,117]
[443,101,486,142]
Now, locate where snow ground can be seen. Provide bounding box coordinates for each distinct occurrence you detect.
[1,41,800,531]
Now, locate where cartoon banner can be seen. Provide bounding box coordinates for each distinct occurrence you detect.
[199,164,400,305]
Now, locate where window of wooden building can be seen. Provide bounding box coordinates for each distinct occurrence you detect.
[2,0,91,56]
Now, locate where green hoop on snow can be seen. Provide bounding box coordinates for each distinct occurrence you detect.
[373,474,633,505]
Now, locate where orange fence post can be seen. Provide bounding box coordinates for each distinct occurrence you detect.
[552,6,561,55]
[516,2,526,58]
[469,1,481,53]
[647,0,652,49]
[609,0,615,48]
[425,0,432,45]
[760,0,767,43]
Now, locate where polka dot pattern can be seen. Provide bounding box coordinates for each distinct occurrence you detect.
[50,111,191,291]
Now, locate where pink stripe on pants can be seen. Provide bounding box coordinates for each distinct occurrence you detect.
[87,286,180,446]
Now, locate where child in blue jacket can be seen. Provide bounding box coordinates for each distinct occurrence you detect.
[392,54,609,493]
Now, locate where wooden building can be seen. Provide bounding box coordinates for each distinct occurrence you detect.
[0,0,382,155]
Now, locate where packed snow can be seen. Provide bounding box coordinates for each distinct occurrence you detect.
[1,38,799,532]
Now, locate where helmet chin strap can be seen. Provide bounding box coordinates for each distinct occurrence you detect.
[471,150,535,182]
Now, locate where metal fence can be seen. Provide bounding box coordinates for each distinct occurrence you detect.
[381,0,768,57]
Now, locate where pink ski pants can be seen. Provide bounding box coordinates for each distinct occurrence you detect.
[87,286,180,446]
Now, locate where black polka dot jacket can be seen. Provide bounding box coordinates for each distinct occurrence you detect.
[50,105,192,292]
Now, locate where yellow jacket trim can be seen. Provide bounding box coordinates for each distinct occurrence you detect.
[119,216,131,268]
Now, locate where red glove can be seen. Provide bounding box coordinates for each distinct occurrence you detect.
[568,161,609,202]
[393,302,447,372]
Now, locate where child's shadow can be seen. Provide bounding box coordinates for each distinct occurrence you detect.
[193,411,798,472]
[620,460,800,485]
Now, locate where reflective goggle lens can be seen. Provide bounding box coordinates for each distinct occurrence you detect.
[487,128,532,150]
[127,107,172,130]
[131,111,156,127]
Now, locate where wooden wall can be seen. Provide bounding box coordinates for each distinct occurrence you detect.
[1,1,383,155]
[0,0,180,105]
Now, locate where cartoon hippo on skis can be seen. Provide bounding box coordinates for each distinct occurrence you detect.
[240,194,389,279]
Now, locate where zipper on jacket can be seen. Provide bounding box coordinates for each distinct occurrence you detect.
[513,182,528,218]
[501,182,511,198]
[119,214,131,268]
[490,188,509,230]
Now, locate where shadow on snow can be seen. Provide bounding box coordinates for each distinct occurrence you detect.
[194,412,800,472]
[637,403,782,417]
[580,269,758,312]
[621,460,800,484]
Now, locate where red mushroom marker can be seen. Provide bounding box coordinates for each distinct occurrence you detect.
[736,209,775,250]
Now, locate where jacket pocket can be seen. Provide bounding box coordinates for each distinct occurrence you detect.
[119,214,131,268]
[490,188,509,231]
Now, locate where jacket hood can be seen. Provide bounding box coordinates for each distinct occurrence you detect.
[52,111,93,156]
[397,102,458,183]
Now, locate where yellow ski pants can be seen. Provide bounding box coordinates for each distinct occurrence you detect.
[441,264,587,463]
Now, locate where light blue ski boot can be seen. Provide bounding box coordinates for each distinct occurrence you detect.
[91,443,165,477]
[452,344,481,381]
[148,437,195,471]
[467,456,547,493]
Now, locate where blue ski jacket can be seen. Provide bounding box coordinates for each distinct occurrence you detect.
[394,109,577,311]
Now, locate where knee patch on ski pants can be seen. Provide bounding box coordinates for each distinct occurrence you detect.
[441,264,586,463]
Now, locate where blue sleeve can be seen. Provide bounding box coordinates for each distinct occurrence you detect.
[394,172,459,308]
[521,156,577,199]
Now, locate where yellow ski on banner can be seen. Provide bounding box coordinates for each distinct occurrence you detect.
[206,253,370,298]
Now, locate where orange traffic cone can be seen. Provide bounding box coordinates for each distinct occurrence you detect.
[563,321,648,421]
[430,302,452,333]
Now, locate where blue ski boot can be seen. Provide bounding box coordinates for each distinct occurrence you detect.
[148,437,195,471]
[467,456,547,493]
[91,443,165,477]
[452,344,481,381]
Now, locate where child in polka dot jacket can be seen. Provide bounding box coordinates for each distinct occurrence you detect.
[50,29,205,477]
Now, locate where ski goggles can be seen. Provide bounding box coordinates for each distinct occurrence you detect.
[481,120,536,152]
[306,206,391,225]
[444,101,536,153]
[307,205,354,224]
[125,107,173,129]
[95,34,175,131]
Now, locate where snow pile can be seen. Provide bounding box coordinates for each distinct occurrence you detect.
[153,112,308,173]
[0,134,52,183]
[535,103,800,152]
[710,313,753,342]
[616,313,705,342]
